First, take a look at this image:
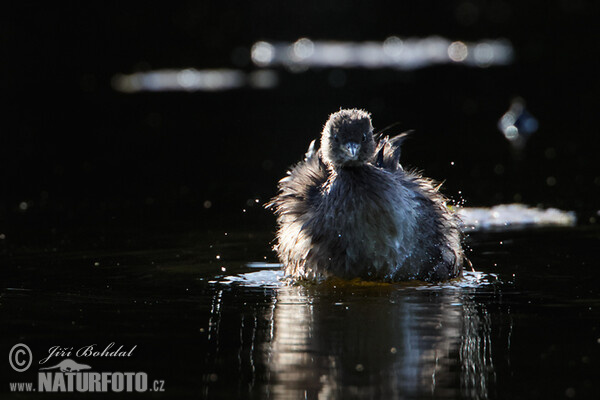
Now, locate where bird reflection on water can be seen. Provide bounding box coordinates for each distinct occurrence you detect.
[206,272,497,399]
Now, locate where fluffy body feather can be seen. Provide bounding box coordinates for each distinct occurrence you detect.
[267,109,463,282]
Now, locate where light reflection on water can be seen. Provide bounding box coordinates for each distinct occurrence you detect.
[217,268,497,289]
[251,36,513,70]
[112,35,513,93]
[207,270,498,399]
[112,68,278,93]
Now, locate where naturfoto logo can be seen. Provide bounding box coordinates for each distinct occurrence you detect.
[8,342,165,394]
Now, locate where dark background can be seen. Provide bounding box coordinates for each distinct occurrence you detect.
[1,1,599,252]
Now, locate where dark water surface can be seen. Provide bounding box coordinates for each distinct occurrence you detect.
[2,225,599,399]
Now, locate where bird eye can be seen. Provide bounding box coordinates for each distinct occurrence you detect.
[362,133,367,142]
[333,134,339,142]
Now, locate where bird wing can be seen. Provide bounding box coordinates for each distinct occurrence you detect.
[373,131,412,171]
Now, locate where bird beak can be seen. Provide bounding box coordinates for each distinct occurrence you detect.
[345,142,360,158]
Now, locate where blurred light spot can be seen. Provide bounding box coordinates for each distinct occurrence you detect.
[113,69,250,93]
[474,43,494,67]
[448,41,468,62]
[498,98,539,150]
[423,36,450,63]
[177,68,200,88]
[383,36,404,59]
[504,125,519,140]
[355,364,364,372]
[546,176,557,186]
[250,36,513,70]
[0,233,6,240]
[19,201,29,211]
[216,255,221,260]
[458,204,576,231]
[203,200,212,209]
[292,38,314,60]
[358,42,384,68]
[319,42,353,67]
[113,68,278,93]
[114,36,512,94]
[494,164,505,175]
[251,41,275,66]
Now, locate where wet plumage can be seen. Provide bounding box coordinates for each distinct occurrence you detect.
[267,109,463,282]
